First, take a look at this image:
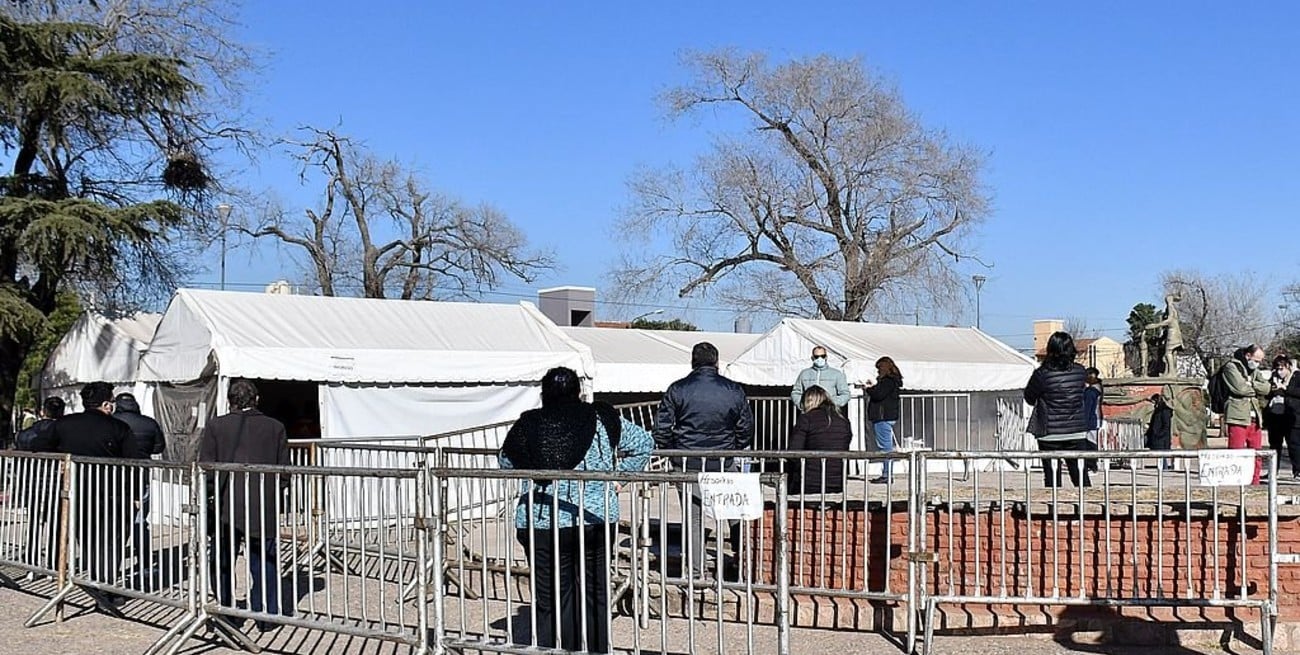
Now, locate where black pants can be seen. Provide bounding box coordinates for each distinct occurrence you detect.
[517,526,610,653]
[77,493,130,584]
[1037,439,1092,488]
[1267,415,1293,468]
[1286,428,1300,476]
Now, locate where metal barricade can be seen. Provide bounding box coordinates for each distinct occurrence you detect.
[0,452,67,585]
[915,449,1279,655]
[430,466,791,655]
[24,457,195,629]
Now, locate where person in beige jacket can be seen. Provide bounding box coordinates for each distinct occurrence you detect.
[1223,345,1271,484]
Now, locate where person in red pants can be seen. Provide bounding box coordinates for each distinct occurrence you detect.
[1223,345,1272,484]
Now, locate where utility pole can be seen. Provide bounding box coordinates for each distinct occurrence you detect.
[216,203,231,290]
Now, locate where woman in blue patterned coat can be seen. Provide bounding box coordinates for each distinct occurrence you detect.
[498,367,653,653]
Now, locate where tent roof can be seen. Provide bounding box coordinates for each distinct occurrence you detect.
[39,312,161,389]
[725,318,1035,392]
[558,328,762,393]
[139,289,593,384]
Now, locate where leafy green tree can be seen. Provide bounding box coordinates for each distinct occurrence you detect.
[0,3,253,435]
[14,293,81,410]
[630,317,699,331]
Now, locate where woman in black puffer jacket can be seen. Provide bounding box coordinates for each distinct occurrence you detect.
[786,385,853,495]
[1024,331,1091,488]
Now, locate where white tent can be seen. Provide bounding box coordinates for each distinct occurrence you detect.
[725,318,1035,392]
[559,327,761,394]
[38,312,161,412]
[138,289,594,441]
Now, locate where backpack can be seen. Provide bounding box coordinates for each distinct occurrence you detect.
[1207,364,1230,415]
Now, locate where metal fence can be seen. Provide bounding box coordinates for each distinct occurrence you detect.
[0,447,1281,655]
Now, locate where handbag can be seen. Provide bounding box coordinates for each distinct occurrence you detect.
[1026,401,1047,438]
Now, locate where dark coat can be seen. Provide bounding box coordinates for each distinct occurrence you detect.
[1024,364,1089,437]
[33,411,149,460]
[114,396,166,456]
[1286,375,1300,433]
[652,367,754,470]
[786,408,852,495]
[866,376,902,423]
[198,409,289,538]
[1145,404,1173,450]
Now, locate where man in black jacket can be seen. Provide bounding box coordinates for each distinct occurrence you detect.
[114,392,166,584]
[31,382,150,607]
[653,342,754,580]
[199,379,291,630]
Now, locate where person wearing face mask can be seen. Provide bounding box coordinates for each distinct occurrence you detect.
[791,346,851,411]
[1222,344,1272,484]
[1264,355,1295,471]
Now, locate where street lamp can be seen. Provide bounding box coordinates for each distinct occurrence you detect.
[629,309,664,324]
[971,274,987,330]
[216,203,231,291]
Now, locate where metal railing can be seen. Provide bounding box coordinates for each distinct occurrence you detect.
[0,446,1281,655]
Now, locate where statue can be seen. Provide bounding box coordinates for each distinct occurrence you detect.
[1140,294,1184,377]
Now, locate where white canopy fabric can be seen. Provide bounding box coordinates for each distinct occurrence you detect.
[139,290,594,385]
[39,312,161,397]
[725,318,1035,392]
[558,327,762,394]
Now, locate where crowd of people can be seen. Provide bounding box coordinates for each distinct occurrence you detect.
[8,379,290,631]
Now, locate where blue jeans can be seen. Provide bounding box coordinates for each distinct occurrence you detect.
[210,529,282,616]
[873,421,896,476]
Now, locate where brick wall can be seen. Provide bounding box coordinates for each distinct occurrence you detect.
[749,499,1300,634]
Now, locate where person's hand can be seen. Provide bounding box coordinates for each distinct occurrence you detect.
[863,379,875,387]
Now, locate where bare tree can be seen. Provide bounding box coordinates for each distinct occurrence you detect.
[613,49,990,321]
[1062,316,1099,339]
[244,128,553,299]
[1160,270,1271,374]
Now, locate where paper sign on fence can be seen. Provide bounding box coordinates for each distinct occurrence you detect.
[698,472,764,521]
[1198,450,1255,487]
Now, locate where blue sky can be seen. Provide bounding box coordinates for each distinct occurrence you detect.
[210,2,1300,348]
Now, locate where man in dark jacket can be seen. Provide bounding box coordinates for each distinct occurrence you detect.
[31,381,150,607]
[114,392,166,583]
[199,379,290,628]
[19,396,65,573]
[653,343,754,580]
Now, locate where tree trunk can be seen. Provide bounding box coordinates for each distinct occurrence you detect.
[0,337,33,443]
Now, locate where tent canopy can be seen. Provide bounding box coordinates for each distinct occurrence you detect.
[39,311,161,391]
[558,327,761,394]
[139,289,594,385]
[725,318,1035,392]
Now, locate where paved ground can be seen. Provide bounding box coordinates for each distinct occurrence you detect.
[0,578,1284,655]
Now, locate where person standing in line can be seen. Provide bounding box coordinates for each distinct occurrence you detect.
[1024,332,1092,488]
[786,385,853,495]
[654,342,755,582]
[864,356,903,484]
[1222,345,1272,484]
[499,367,653,653]
[113,392,167,589]
[1082,368,1104,473]
[1144,393,1174,471]
[791,345,851,411]
[1265,356,1295,472]
[31,382,149,608]
[1284,364,1300,481]
[17,397,65,572]
[198,379,290,631]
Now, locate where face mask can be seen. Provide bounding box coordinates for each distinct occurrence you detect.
[1247,360,1260,371]
[812,357,827,369]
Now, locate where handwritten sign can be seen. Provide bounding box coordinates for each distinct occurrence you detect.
[1198,450,1255,487]
[698,472,764,521]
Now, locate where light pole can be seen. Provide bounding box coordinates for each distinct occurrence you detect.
[971,274,987,330]
[216,203,231,290]
[629,309,664,325]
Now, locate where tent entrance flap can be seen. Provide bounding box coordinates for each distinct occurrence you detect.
[252,380,321,439]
